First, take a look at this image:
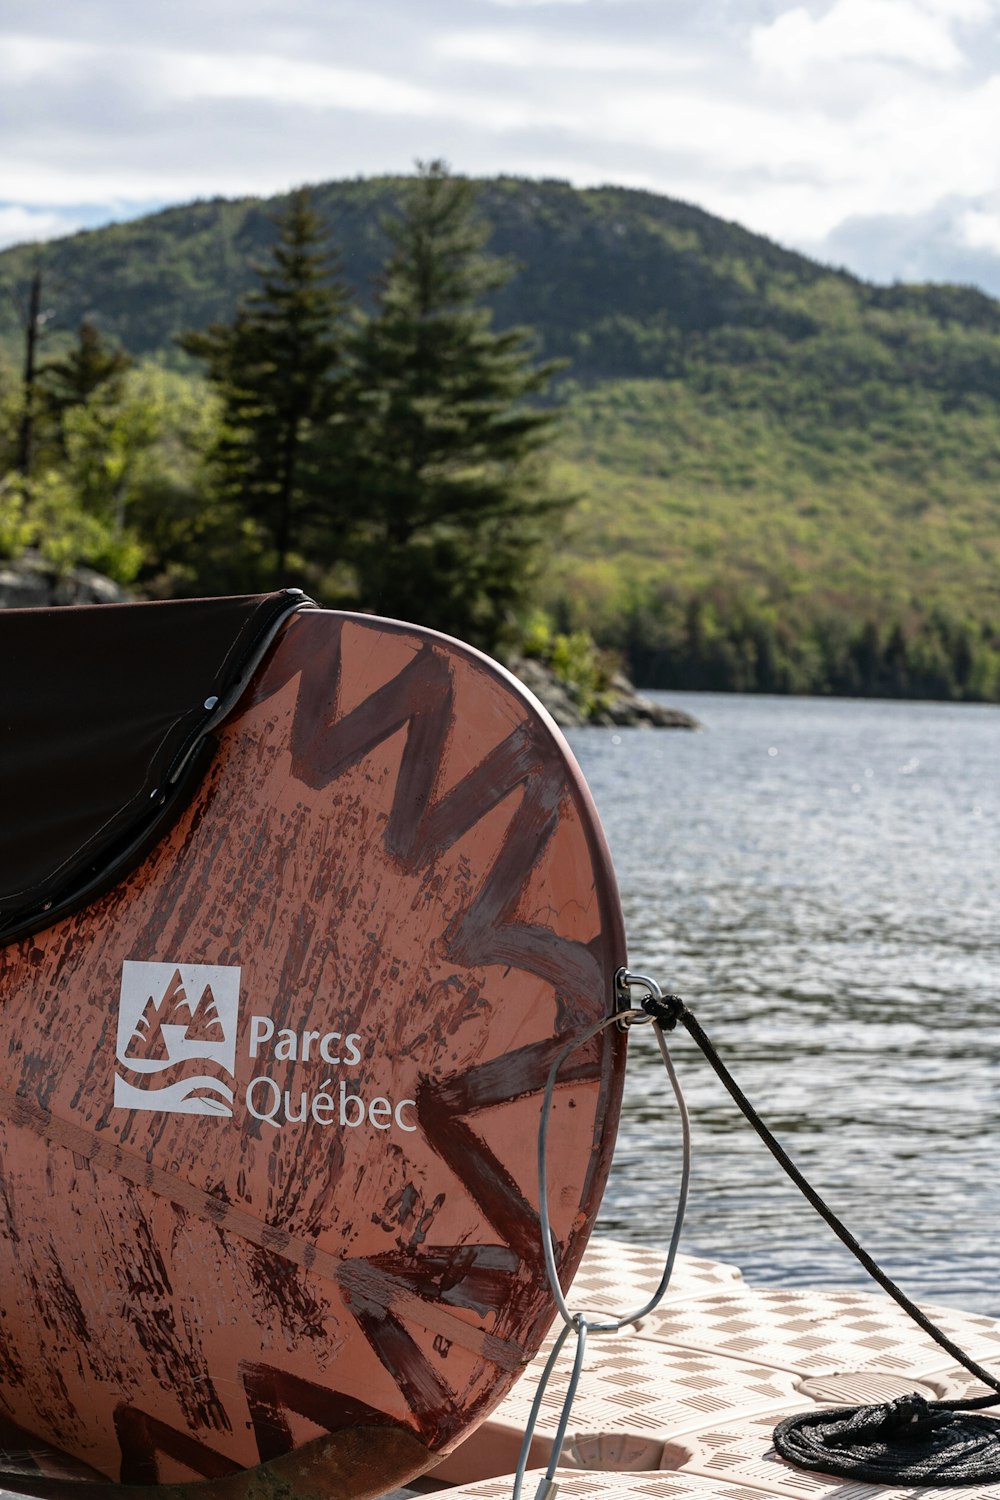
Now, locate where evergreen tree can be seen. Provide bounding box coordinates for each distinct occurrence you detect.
[40,319,131,436]
[34,321,137,527]
[345,161,569,650]
[179,187,349,581]
[15,265,45,481]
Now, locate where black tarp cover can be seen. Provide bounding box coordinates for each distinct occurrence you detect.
[0,588,314,943]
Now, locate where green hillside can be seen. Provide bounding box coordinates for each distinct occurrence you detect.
[2,175,999,697]
[0,177,844,369]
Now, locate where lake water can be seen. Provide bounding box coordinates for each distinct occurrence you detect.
[569,692,999,1315]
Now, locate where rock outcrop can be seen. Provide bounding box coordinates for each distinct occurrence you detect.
[0,553,130,609]
[505,653,701,730]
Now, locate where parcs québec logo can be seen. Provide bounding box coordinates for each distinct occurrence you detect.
[114,960,240,1116]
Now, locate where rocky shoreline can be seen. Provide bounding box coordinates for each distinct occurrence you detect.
[506,652,701,730]
[0,556,700,730]
[0,554,129,609]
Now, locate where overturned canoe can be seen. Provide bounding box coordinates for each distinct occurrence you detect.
[0,600,628,1499]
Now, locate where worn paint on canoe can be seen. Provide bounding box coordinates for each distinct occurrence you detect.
[0,611,627,1499]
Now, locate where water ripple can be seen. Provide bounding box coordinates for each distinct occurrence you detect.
[571,694,1000,1314]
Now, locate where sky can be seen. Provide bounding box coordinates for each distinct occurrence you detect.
[3,0,1000,294]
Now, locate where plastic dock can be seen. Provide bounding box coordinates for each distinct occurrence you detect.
[426,1235,1000,1500]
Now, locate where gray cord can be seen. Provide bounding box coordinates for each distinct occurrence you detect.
[510,998,692,1500]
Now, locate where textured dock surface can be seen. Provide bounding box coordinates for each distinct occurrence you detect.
[426,1235,1000,1499]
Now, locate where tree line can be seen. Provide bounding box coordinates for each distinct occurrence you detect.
[0,163,568,652]
[603,587,1000,702]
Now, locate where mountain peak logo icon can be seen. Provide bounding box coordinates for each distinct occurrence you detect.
[115,961,240,1116]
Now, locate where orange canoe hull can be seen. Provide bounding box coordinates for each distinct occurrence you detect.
[0,612,627,1496]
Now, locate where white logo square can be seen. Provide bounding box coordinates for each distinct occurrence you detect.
[114,960,240,1116]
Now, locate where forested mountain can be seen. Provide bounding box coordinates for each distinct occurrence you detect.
[2,175,999,697]
[5,176,1000,383]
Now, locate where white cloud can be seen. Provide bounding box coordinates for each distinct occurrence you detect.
[1,1,1000,294]
[918,0,996,21]
[960,204,1000,252]
[820,195,1000,291]
[1,34,94,81]
[480,0,603,7]
[0,204,87,250]
[0,37,437,118]
[585,86,845,181]
[752,0,967,74]
[858,76,1000,201]
[434,29,704,72]
[0,34,438,125]
[0,158,281,211]
[159,50,435,115]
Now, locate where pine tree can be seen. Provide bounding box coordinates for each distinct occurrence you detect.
[179,187,350,581]
[35,320,137,527]
[345,161,569,650]
[15,264,45,481]
[40,319,132,436]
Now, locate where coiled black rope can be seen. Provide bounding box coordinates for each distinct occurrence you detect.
[627,974,1000,1487]
[772,1395,1000,1485]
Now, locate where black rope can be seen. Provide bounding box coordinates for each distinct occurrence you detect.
[640,989,1000,1486]
[772,1396,1000,1485]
